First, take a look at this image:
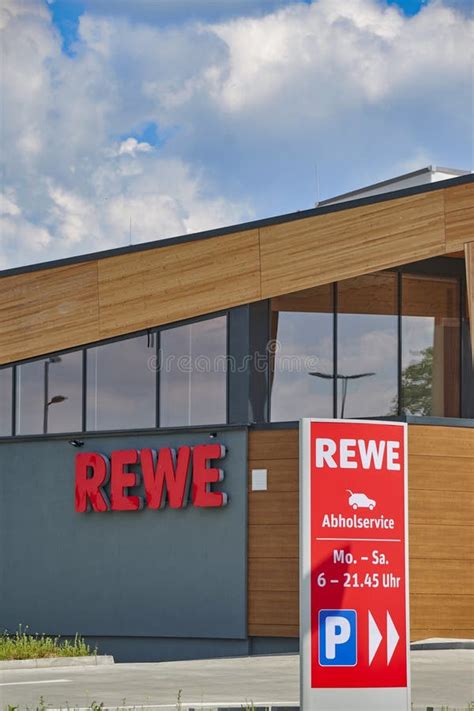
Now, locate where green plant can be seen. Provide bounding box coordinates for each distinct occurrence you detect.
[0,626,94,661]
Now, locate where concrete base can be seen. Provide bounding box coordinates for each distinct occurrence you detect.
[0,655,114,670]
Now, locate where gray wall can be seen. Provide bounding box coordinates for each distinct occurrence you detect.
[0,428,247,646]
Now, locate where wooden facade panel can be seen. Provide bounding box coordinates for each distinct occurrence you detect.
[409,489,474,527]
[0,262,100,365]
[409,524,473,561]
[409,557,473,593]
[445,182,474,251]
[248,589,299,624]
[411,594,473,630]
[259,191,446,299]
[248,429,299,461]
[409,454,474,492]
[97,230,262,339]
[248,524,299,559]
[1,181,472,365]
[249,491,298,526]
[248,558,299,592]
[248,623,299,637]
[408,425,474,458]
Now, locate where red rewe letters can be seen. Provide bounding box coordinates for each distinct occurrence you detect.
[75,452,110,512]
[74,443,227,513]
[141,446,191,509]
[192,444,227,507]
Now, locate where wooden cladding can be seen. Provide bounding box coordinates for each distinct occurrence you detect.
[1,181,473,365]
[248,425,474,640]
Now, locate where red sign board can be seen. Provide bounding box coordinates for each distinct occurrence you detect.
[300,419,410,710]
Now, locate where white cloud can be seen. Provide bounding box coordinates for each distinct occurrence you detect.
[0,0,472,270]
[117,138,153,156]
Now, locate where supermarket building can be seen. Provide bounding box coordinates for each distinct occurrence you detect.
[0,168,473,661]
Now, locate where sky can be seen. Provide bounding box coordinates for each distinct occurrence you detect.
[0,0,472,270]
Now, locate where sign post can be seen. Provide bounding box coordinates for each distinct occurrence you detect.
[300,419,410,710]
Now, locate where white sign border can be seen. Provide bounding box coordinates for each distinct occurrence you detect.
[299,418,411,711]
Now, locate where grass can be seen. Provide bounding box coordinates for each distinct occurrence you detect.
[0,627,94,661]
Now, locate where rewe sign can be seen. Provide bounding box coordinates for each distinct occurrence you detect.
[300,419,410,711]
[75,443,227,512]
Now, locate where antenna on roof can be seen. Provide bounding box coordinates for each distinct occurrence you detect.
[129,216,132,246]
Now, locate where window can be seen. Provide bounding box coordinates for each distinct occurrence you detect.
[86,335,155,431]
[338,273,398,418]
[270,285,333,421]
[402,274,460,417]
[16,352,83,435]
[160,316,227,427]
[0,368,12,436]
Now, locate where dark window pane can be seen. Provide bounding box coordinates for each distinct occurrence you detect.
[0,368,12,436]
[402,274,460,417]
[160,316,227,427]
[270,285,333,421]
[16,352,83,434]
[338,272,398,418]
[87,336,155,430]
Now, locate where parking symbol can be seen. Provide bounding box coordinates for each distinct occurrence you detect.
[318,610,357,667]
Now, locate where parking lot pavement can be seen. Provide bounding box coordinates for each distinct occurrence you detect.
[0,649,473,710]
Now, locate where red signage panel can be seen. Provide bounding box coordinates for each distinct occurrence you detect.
[300,419,410,710]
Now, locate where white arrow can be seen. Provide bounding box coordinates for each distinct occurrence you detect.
[368,611,382,665]
[386,611,400,664]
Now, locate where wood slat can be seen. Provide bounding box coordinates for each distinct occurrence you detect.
[248,430,298,461]
[248,623,299,637]
[409,455,474,492]
[248,524,299,559]
[410,558,473,594]
[248,589,299,625]
[259,191,446,299]
[249,490,298,527]
[410,594,473,630]
[445,182,474,250]
[409,524,473,560]
[248,558,299,592]
[409,488,474,527]
[408,425,474,458]
[97,229,261,339]
[0,262,100,364]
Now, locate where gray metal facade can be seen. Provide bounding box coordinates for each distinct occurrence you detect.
[0,428,248,660]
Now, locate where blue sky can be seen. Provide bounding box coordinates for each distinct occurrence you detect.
[1,0,472,269]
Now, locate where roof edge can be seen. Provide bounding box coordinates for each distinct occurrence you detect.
[1,172,473,280]
[317,165,471,206]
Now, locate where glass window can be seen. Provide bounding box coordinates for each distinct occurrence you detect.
[16,352,83,434]
[87,335,155,430]
[402,274,460,417]
[0,367,12,436]
[160,316,227,427]
[270,284,333,421]
[338,272,398,418]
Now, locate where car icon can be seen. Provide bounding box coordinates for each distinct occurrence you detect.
[346,489,376,511]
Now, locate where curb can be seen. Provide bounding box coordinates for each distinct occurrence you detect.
[0,655,114,669]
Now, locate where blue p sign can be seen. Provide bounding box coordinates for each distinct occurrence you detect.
[318,610,357,667]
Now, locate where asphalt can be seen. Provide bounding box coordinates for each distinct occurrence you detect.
[1,649,473,710]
